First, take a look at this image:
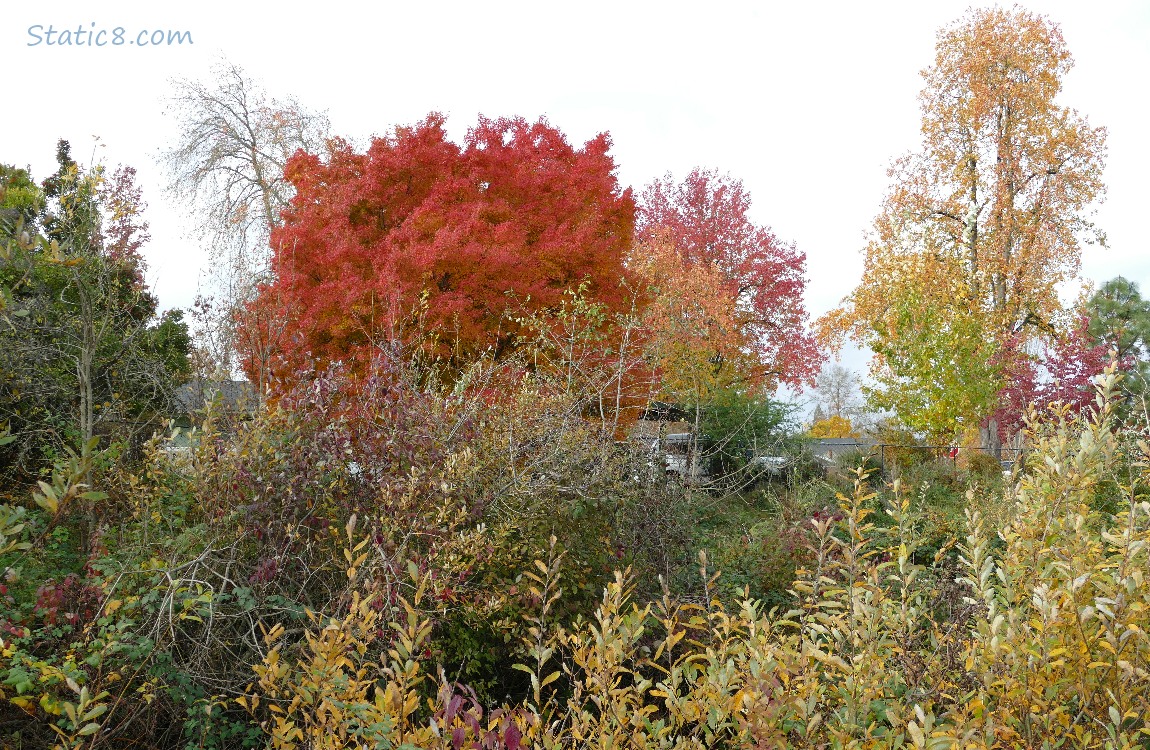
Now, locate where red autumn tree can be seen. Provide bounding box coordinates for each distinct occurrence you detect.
[637,168,821,391]
[991,314,1122,442]
[243,113,636,385]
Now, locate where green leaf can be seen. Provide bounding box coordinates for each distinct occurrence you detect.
[82,704,108,722]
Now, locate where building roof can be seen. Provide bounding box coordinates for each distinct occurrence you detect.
[639,401,689,422]
[174,380,258,415]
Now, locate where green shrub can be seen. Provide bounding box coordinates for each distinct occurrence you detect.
[832,447,882,486]
[965,449,1004,477]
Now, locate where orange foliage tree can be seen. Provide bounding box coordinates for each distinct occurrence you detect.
[628,230,750,405]
[637,168,821,396]
[819,7,1107,441]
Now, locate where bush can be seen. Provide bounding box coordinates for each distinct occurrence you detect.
[5,353,1150,748]
[832,447,882,486]
[231,368,1150,749]
[0,344,706,743]
[965,449,1004,477]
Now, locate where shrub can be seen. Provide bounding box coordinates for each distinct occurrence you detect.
[6,354,1150,749]
[230,365,1150,748]
[832,447,882,485]
[965,449,1003,478]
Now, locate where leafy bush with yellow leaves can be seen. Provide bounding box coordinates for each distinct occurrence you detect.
[5,357,1149,749]
[0,344,702,746]
[236,367,1150,749]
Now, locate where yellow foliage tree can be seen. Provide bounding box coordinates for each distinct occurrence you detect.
[820,7,1107,441]
[808,414,858,439]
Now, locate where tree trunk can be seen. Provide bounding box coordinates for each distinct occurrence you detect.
[983,417,1002,460]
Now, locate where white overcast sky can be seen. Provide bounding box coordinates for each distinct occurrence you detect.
[4,0,1148,380]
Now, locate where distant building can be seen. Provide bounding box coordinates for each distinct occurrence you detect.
[167,380,259,449]
[808,437,876,468]
[174,379,258,418]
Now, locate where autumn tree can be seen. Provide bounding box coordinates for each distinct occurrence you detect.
[808,414,858,439]
[807,364,865,438]
[160,58,330,377]
[628,230,748,407]
[991,312,1119,442]
[861,257,1004,443]
[820,7,1107,444]
[637,168,821,393]
[814,363,862,421]
[243,114,635,388]
[0,142,190,481]
[632,170,816,479]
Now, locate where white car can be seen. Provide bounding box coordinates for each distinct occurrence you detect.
[748,455,789,475]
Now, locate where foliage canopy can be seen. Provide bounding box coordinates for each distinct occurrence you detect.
[820,6,1107,441]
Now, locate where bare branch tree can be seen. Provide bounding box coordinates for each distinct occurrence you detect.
[814,363,862,421]
[159,58,330,376]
